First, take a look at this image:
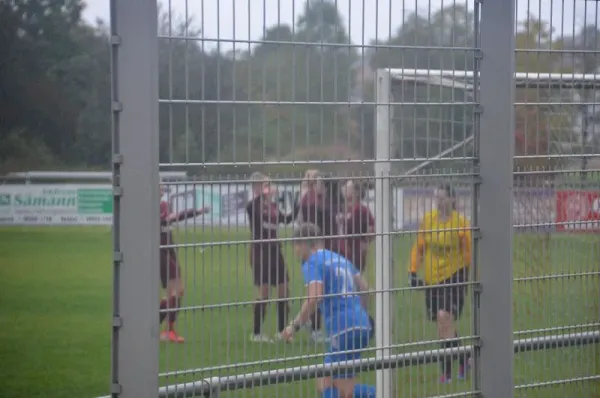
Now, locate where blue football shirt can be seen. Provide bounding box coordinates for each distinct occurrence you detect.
[301,249,371,337]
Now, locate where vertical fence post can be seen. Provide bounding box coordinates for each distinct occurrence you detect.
[374,69,393,398]
[478,0,515,397]
[110,1,160,397]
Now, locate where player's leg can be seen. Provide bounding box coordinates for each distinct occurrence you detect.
[159,249,169,326]
[344,329,376,397]
[251,283,272,342]
[455,292,470,380]
[426,286,453,383]
[251,247,273,343]
[356,254,375,340]
[451,272,469,379]
[319,330,376,398]
[161,250,185,343]
[308,308,326,343]
[163,276,185,342]
[436,272,468,382]
[274,251,290,336]
[436,296,455,382]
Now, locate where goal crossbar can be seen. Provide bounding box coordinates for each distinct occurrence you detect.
[389,68,600,89]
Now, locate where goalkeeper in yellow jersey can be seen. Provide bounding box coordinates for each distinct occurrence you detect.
[408,185,472,384]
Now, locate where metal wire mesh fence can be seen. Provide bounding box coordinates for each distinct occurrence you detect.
[106,0,599,397]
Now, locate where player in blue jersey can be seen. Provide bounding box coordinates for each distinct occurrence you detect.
[281,223,376,398]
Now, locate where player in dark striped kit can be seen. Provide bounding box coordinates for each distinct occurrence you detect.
[246,172,297,342]
[159,183,210,343]
[339,179,375,274]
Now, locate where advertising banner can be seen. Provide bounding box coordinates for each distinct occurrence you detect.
[399,187,556,231]
[555,190,600,232]
[0,184,255,226]
[1,184,591,233]
[513,188,556,231]
[0,185,113,225]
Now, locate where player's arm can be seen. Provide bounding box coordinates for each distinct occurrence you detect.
[165,207,209,224]
[289,262,324,333]
[301,201,319,225]
[409,220,427,287]
[245,199,254,221]
[353,271,370,311]
[278,206,297,225]
[362,207,375,244]
[409,230,426,273]
[458,217,472,267]
[160,201,170,226]
[292,197,301,220]
[292,281,323,328]
[246,197,263,233]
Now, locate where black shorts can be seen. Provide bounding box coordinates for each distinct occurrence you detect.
[160,248,180,288]
[425,268,468,321]
[250,243,288,286]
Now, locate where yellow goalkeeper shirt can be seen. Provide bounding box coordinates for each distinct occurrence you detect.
[410,209,471,285]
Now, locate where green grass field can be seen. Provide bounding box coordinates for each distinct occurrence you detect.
[0,227,598,398]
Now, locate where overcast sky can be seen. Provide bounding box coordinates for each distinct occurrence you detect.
[84,0,598,50]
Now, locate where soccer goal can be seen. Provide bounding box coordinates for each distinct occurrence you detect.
[374,67,600,397]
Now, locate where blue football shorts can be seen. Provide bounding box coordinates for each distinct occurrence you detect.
[324,328,371,379]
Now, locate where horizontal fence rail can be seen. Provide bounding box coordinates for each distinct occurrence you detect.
[97,331,600,398]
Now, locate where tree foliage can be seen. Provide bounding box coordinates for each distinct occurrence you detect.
[361,5,476,171]
[0,1,594,176]
[514,17,569,173]
[562,24,600,156]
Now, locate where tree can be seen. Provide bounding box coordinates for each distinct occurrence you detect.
[357,5,476,170]
[296,0,348,45]
[0,0,93,169]
[9,1,582,179]
[155,9,251,165]
[370,4,475,71]
[514,16,575,179]
[253,25,294,57]
[561,25,600,158]
[230,1,356,165]
[69,20,112,167]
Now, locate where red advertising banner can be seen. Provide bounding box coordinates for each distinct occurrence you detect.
[556,190,600,232]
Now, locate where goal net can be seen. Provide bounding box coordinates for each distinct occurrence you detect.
[381,68,600,323]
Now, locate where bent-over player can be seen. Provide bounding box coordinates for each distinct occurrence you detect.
[246,172,296,343]
[281,223,375,398]
[297,170,334,342]
[409,185,472,383]
[159,184,210,343]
